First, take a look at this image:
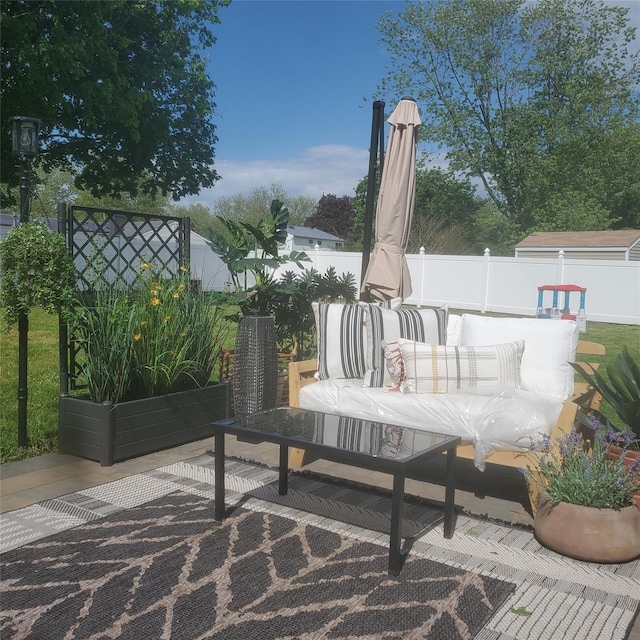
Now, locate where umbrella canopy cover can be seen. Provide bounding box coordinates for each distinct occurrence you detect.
[361,98,421,302]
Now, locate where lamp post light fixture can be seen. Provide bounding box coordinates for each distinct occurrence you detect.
[10,115,41,449]
[10,116,41,223]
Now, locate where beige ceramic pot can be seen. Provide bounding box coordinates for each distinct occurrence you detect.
[534,492,640,563]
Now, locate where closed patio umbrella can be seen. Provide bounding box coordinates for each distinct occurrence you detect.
[361,97,421,302]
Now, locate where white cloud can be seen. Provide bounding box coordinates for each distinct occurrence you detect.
[181,145,370,208]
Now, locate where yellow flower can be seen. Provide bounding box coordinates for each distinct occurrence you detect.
[178,283,185,292]
[173,292,180,299]
[150,298,160,306]
[140,263,150,270]
[134,333,142,341]
[180,266,188,273]
[151,289,158,296]
[140,320,148,327]
[151,282,160,289]
[164,315,172,323]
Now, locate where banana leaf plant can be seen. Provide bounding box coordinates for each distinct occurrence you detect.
[203,199,309,318]
[571,346,640,441]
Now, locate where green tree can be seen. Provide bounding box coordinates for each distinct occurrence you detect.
[24,167,175,219]
[1,0,229,206]
[468,201,525,256]
[211,184,315,228]
[351,165,485,253]
[171,203,217,235]
[378,0,640,233]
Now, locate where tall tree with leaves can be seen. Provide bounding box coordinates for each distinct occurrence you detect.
[351,166,484,253]
[1,0,229,206]
[305,194,356,240]
[378,0,640,232]
[211,184,315,227]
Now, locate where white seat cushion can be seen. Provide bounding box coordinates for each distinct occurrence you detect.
[299,379,563,470]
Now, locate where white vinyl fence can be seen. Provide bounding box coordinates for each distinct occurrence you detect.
[271,247,640,326]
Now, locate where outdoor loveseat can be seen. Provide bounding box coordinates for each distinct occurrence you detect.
[288,306,604,515]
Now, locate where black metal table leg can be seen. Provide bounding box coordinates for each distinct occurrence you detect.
[214,431,225,521]
[389,472,405,576]
[279,444,289,495]
[444,446,457,538]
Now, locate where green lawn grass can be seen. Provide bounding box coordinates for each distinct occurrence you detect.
[1,307,638,463]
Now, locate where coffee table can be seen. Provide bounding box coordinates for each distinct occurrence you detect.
[212,407,461,575]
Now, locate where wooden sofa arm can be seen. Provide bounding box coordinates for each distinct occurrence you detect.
[288,359,318,409]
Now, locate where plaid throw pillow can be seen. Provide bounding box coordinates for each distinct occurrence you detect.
[361,305,447,387]
[397,339,525,394]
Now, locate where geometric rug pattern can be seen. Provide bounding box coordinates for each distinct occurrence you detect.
[1,454,639,640]
[1,492,514,639]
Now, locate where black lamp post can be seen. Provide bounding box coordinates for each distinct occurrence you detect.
[10,116,41,448]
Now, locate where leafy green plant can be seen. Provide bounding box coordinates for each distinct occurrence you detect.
[75,286,137,404]
[571,346,640,440]
[74,264,230,403]
[0,221,76,329]
[519,423,640,509]
[271,267,357,359]
[203,199,309,316]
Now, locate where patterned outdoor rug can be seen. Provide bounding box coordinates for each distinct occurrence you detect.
[1,491,513,640]
[1,454,639,640]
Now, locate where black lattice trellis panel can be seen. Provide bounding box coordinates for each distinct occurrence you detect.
[61,204,191,394]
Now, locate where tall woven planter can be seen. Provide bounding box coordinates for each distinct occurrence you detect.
[232,316,278,416]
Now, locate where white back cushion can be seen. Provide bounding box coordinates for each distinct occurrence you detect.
[446,314,463,346]
[460,314,579,400]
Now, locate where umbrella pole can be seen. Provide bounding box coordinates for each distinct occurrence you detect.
[360,100,385,300]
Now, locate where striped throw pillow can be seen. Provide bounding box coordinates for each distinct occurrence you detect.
[312,303,367,380]
[312,299,402,380]
[361,305,447,387]
[397,339,525,394]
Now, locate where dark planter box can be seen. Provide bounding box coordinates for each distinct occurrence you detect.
[59,382,231,466]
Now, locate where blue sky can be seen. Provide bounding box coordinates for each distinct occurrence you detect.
[184,0,403,206]
[183,0,640,209]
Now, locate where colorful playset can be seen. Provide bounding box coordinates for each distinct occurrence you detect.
[537,284,587,332]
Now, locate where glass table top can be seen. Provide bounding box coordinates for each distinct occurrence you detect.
[215,407,459,462]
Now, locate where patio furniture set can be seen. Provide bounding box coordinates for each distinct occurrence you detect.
[214,305,605,574]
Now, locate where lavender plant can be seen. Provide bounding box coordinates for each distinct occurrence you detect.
[520,419,640,509]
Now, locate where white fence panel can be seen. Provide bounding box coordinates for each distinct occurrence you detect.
[562,259,640,325]
[484,257,560,316]
[406,254,488,310]
[235,246,640,326]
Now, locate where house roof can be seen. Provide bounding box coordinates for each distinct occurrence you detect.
[516,230,640,250]
[287,225,342,242]
[1,214,57,231]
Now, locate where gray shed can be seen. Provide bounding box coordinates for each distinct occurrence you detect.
[515,230,640,261]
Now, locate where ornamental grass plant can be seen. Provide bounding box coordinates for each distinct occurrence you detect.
[74,263,230,404]
[520,420,640,510]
